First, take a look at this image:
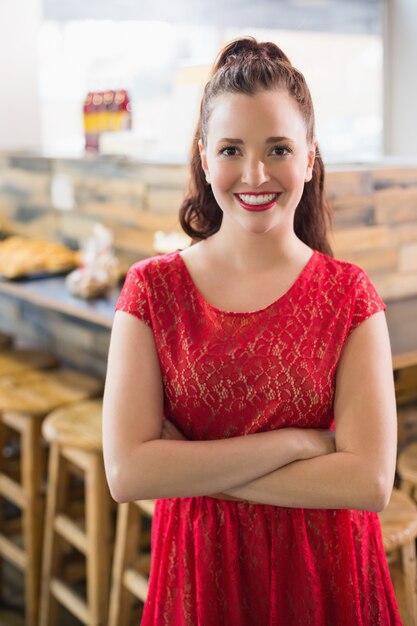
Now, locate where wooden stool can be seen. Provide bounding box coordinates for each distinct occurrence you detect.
[39,398,112,626]
[0,348,59,377]
[108,499,155,626]
[378,488,417,626]
[398,438,417,501]
[0,368,102,626]
[0,331,13,350]
[0,349,59,475]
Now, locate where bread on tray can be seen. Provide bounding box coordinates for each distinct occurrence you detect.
[0,236,79,278]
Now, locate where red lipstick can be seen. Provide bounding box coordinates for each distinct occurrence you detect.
[234,192,281,212]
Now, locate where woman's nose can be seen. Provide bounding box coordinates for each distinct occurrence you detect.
[241,159,271,187]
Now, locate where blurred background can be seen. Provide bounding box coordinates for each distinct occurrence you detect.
[1,0,416,163]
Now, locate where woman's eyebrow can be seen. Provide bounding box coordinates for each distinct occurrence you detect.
[217,138,244,144]
[266,136,294,143]
[216,136,294,144]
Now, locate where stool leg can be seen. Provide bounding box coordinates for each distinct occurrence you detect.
[22,416,44,626]
[86,453,111,626]
[402,540,417,626]
[108,502,139,626]
[39,444,69,626]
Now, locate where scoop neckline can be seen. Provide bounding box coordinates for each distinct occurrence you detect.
[175,248,318,316]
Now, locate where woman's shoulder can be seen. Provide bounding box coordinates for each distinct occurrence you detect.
[117,251,182,320]
[312,251,385,325]
[315,250,370,288]
[126,250,180,280]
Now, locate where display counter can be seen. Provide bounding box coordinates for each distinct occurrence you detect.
[0,276,117,329]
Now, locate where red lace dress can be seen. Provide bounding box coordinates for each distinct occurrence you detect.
[116,248,402,626]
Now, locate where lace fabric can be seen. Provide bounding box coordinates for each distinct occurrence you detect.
[116,249,401,626]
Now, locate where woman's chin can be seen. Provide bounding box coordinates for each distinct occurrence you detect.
[238,217,285,236]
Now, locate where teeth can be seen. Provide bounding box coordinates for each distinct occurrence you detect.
[238,193,277,205]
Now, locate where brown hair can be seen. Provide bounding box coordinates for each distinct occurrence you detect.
[179,37,333,256]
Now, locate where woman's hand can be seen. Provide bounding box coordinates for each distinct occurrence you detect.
[161,421,335,459]
[161,419,187,441]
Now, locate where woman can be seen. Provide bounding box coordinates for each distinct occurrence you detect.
[103,37,401,625]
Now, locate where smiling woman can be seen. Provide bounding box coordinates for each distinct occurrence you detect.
[102,36,401,625]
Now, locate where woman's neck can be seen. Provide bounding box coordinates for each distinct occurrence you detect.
[203,225,310,273]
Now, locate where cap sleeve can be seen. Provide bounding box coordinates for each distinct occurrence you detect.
[348,270,386,335]
[115,264,152,327]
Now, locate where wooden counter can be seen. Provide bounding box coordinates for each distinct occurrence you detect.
[0,276,116,376]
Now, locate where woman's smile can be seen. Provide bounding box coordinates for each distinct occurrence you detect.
[234,191,282,211]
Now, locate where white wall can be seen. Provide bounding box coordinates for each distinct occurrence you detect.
[384,0,417,157]
[0,0,42,150]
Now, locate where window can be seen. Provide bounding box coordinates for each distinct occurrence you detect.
[38,13,382,163]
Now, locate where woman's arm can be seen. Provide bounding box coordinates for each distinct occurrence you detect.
[102,311,334,503]
[223,311,397,512]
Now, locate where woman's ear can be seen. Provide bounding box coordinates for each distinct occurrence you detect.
[305,139,317,182]
[198,139,210,184]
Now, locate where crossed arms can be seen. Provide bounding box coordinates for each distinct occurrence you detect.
[102,309,397,512]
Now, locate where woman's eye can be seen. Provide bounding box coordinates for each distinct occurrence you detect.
[219,146,239,157]
[270,145,292,156]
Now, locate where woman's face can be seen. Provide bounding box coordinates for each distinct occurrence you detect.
[199,89,316,236]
